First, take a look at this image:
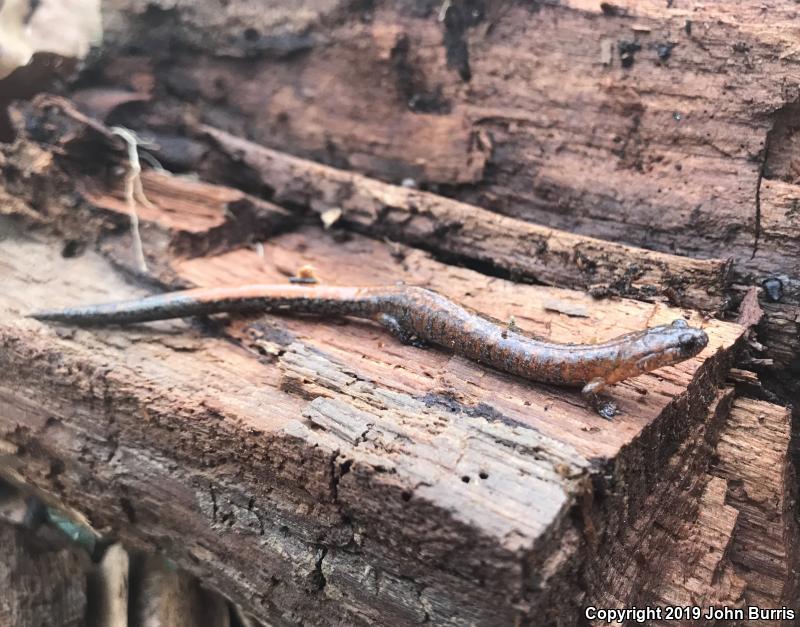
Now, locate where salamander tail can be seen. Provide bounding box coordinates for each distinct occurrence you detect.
[28,293,206,325]
[28,304,150,325]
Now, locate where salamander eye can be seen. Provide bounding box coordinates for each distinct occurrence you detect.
[671,319,689,328]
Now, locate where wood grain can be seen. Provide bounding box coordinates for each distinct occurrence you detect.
[712,398,800,617]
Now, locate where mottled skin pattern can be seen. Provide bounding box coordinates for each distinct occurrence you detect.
[31,285,709,418]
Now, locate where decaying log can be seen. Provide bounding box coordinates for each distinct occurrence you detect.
[590,392,799,625]
[1,89,798,624]
[1,97,731,312]
[82,168,297,262]
[589,389,743,614]
[195,124,732,312]
[1,1,799,622]
[0,203,752,625]
[648,477,745,623]
[92,0,794,266]
[81,0,800,385]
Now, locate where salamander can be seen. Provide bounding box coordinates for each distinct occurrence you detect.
[30,284,709,418]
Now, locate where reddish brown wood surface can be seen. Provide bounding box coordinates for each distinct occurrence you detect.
[194,124,732,311]
[712,398,800,618]
[0,89,794,627]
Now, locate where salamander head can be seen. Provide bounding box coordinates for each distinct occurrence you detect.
[627,318,709,375]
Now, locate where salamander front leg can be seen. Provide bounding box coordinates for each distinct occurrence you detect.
[376,313,426,347]
[581,377,618,420]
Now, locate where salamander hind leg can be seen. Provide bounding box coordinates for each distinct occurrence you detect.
[375,313,426,347]
[581,377,619,420]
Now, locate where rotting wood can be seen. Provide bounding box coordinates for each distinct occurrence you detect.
[736,286,763,328]
[83,168,300,276]
[0,89,792,627]
[0,97,300,281]
[0,479,254,627]
[0,97,730,312]
[89,0,800,271]
[0,219,744,625]
[0,1,797,621]
[172,227,744,456]
[712,397,800,619]
[23,96,800,389]
[90,0,797,268]
[587,388,741,615]
[81,0,800,389]
[647,477,745,626]
[589,393,800,626]
[195,124,732,312]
